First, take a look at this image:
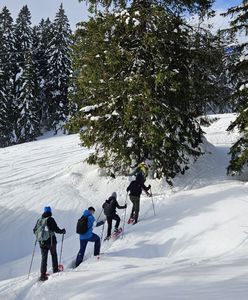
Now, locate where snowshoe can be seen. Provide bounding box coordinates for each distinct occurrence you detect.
[111,227,122,239]
[128,218,135,224]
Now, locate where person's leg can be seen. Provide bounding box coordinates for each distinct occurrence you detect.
[112,214,120,229]
[75,239,88,267]
[129,196,135,219]
[88,233,101,256]
[50,243,59,272]
[40,245,49,277]
[133,196,140,223]
[106,216,112,237]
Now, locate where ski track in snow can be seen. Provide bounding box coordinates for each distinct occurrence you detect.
[1,113,248,299]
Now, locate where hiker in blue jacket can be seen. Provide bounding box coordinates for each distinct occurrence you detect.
[75,207,101,267]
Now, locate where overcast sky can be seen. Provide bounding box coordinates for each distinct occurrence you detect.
[0,0,243,30]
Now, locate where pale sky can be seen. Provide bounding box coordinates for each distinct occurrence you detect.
[0,0,89,30]
[0,0,243,31]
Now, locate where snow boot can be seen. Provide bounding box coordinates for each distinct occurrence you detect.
[39,274,48,281]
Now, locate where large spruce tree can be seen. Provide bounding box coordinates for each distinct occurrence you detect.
[14,5,34,143]
[16,53,41,142]
[0,7,16,146]
[69,0,214,182]
[221,1,248,175]
[35,18,53,127]
[46,4,72,131]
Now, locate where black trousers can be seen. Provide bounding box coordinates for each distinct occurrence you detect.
[40,243,58,275]
[106,214,120,237]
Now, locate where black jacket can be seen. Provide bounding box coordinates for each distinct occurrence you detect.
[102,196,126,217]
[126,180,149,197]
[34,212,64,246]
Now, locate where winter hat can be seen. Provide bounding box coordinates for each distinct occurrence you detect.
[44,206,52,213]
[111,192,117,199]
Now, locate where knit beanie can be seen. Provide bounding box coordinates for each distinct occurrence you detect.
[44,206,52,213]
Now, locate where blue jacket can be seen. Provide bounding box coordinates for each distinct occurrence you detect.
[79,210,95,240]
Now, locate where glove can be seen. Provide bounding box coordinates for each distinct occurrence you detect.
[148,184,151,190]
[96,220,105,227]
[61,228,66,234]
[146,191,152,197]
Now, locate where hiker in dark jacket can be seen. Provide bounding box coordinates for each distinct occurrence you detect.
[102,192,127,240]
[126,178,151,224]
[33,206,66,281]
[75,206,101,267]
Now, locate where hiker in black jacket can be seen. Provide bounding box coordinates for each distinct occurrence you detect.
[126,178,151,224]
[33,206,66,281]
[102,192,127,240]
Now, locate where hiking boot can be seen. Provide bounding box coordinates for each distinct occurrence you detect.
[53,269,61,274]
[104,236,111,241]
[114,228,119,233]
[39,274,48,281]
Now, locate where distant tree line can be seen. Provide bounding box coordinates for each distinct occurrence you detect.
[0,4,72,147]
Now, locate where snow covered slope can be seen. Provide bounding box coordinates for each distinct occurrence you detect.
[1,113,248,300]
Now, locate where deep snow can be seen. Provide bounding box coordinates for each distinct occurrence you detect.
[1,113,248,300]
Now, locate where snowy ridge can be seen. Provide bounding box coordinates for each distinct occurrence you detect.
[1,113,248,299]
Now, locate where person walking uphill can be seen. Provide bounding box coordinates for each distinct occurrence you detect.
[33,206,66,281]
[102,192,127,240]
[129,161,149,185]
[127,178,151,224]
[75,207,101,267]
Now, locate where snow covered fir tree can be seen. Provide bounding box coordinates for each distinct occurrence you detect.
[0,7,16,147]
[68,0,229,183]
[221,0,248,176]
[0,4,72,147]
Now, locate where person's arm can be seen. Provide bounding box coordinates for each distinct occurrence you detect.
[88,215,95,230]
[33,220,38,234]
[47,217,65,234]
[95,220,105,227]
[116,200,127,209]
[142,184,151,195]
[126,182,131,192]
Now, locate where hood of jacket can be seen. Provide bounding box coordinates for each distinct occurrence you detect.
[83,209,93,218]
[107,196,115,203]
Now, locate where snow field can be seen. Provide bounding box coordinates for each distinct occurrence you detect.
[1,113,248,299]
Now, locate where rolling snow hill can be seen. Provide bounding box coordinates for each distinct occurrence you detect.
[1,113,248,300]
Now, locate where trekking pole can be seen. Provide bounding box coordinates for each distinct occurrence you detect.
[58,233,64,271]
[100,221,105,243]
[121,192,128,239]
[96,208,103,223]
[27,239,37,279]
[150,187,156,216]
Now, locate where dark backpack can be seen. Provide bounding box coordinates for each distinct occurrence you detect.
[103,198,115,217]
[76,216,88,234]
